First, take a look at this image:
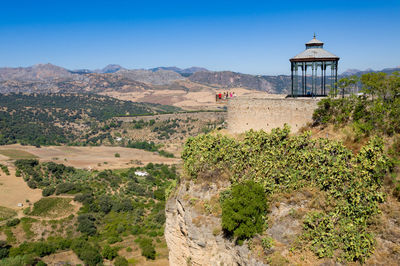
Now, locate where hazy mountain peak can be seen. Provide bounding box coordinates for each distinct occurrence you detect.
[95,64,125,74]
[0,63,72,81]
[149,66,209,75]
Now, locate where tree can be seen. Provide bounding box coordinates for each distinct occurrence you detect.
[98,195,113,213]
[114,256,129,266]
[221,181,267,242]
[102,245,118,260]
[77,214,97,236]
[0,240,11,259]
[337,76,359,98]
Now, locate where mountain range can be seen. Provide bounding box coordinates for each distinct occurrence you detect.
[341,67,400,76]
[0,63,398,95]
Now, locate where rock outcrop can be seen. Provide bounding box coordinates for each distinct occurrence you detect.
[165,180,266,266]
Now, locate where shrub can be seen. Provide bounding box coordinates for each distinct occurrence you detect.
[71,239,102,266]
[153,188,165,201]
[98,195,113,214]
[79,248,102,266]
[42,187,55,197]
[6,218,20,227]
[136,238,156,260]
[74,193,94,205]
[261,236,274,250]
[114,256,129,266]
[77,214,97,236]
[56,182,80,194]
[0,240,11,259]
[102,245,118,260]
[27,179,37,189]
[221,181,267,242]
[115,153,120,158]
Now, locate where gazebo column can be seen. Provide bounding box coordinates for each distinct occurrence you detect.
[312,62,315,97]
[335,60,338,93]
[331,62,335,97]
[304,63,307,95]
[322,62,326,95]
[291,62,294,97]
[320,63,323,95]
[301,63,304,96]
[294,62,299,97]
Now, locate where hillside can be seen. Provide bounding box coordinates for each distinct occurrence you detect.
[0,64,74,82]
[0,93,180,146]
[117,69,185,85]
[341,66,400,76]
[188,71,291,93]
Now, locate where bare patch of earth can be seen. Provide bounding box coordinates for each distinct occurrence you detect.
[0,144,180,171]
[0,167,42,210]
[42,250,83,265]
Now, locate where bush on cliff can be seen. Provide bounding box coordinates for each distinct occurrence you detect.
[221,180,267,243]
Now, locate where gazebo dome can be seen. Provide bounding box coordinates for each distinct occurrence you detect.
[290,35,339,62]
[306,36,324,48]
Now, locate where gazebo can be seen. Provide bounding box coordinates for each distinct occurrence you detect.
[290,35,340,97]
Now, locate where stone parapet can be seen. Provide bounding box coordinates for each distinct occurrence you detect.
[227,97,319,133]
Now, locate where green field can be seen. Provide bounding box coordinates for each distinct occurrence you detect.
[0,149,38,160]
[29,198,74,218]
[0,206,17,221]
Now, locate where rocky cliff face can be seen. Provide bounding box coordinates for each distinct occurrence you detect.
[165,180,266,266]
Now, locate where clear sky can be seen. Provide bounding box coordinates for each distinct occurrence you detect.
[0,0,399,75]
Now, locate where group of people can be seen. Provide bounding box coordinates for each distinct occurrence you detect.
[216,91,237,101]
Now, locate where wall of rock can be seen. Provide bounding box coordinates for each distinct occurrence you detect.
[165,180,266,266]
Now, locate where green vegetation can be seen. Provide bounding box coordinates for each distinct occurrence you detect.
[127,140,174,158]
[0,93,180,146]
[29,198,74,218]
[0,160,178,264]
[114,256,129,266]
[135,237,156,260]
[182,127,391,262]
[0,241,11,260]
[0,207,17,222]
[221,181,266,243]
[0,164,9,175]
[5,219,20,227]
[0,150,38,160]
[313,72,400,138]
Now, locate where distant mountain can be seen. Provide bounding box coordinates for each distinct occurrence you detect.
[341,67,400,76]
[188,71,291,93]
[150,66,209,75]
[0,73,151,94]
[0,63,74,81]
[0,63,398,95]
[95,64,125,74]
[69,69,93,74]
[341,69,361,76]
[117,69,185,85]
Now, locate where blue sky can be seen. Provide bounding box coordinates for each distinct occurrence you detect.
[0,0,399,75]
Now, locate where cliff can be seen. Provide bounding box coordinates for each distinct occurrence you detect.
[165,180,266,266]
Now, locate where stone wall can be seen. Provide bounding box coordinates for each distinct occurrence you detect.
[227,97,319,133]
